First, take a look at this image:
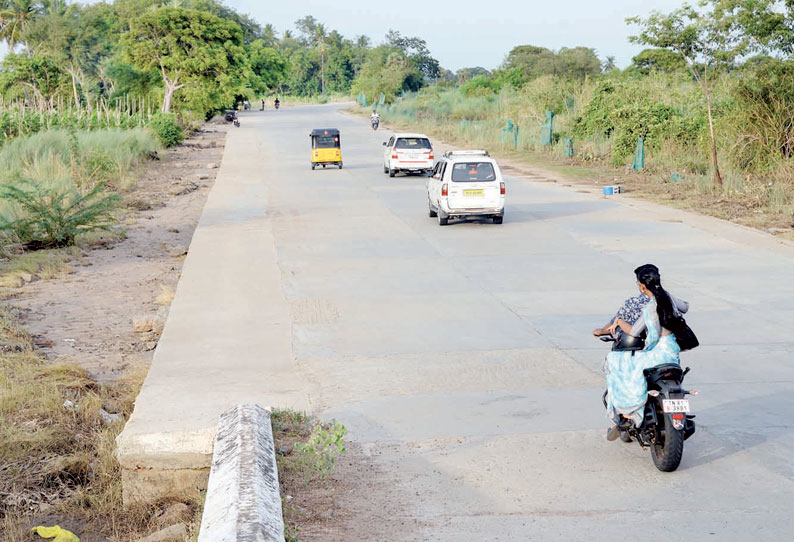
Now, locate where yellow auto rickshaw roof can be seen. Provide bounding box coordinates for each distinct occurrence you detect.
[310,128,340,137]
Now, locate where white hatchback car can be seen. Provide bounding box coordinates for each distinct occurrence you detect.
[382,133,434,177]
[427,150,505,225]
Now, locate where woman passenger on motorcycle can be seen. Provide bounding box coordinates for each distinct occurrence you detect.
[603,266,689,440]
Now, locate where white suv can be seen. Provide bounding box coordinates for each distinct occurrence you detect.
[427,150,505,225]
[383,133,434,177]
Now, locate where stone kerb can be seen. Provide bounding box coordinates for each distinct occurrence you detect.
[198,404,285,542]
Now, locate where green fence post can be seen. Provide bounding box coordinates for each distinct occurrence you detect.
[541,110,554,146]
[378,93,385,106]
[632,137,645,170]
[514,125,519,149]
[563,137,574,157]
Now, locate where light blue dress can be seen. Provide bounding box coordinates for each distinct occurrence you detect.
[604,300,682,427]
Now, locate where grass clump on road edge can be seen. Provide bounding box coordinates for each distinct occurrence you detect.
[0,306,201,540]
[271,409,348,542]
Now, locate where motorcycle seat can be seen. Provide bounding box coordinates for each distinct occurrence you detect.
[644,363,683,385]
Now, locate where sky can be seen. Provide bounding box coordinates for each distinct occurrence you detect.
[0,1,687,69]
[230,0,688,71]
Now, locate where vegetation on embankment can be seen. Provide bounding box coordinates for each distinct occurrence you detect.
[373,75,794,237]
[0,128,160,250]
[0,305,204,540]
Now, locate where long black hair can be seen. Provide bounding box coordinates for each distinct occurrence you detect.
[636,266,682,333]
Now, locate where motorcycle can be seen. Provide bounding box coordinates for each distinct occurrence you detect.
[371,117,380,130]
[599,331,697,472]
[224,110,240,127]
[274,100,280,110]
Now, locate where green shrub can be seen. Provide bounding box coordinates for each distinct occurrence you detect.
[0,179,120,248]
[148,112,184,147]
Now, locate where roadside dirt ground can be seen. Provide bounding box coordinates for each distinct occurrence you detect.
[5,125,226,382]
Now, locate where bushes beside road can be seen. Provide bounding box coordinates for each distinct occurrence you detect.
[0,129,160,250]
[378,67,794,222]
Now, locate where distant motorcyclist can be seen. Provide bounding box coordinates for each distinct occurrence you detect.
[274,97,280,109]
[370,109,380,130]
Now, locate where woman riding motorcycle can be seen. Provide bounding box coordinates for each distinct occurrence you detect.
[603,266,689,439]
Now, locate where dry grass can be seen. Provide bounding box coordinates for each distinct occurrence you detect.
[155,284,176,306]
[0,305,203,541]
[0,247,79,289]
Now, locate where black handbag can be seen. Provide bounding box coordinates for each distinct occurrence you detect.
[674,317,699,351]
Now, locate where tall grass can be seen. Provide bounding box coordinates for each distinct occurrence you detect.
[0,129,160,249]
[0,129,160,190]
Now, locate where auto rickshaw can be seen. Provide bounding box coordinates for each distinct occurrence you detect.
[310,128,342,170]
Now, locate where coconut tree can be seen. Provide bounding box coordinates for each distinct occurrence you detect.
[0,0,44,50]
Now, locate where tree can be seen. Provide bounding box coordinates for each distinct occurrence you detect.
[123,7,246,114]
[386,30,440,80]
[602,56,617,72]
[456,66,490,84]
[628,1,754,186]
[247,39,287,95]
[630,48,687,73]
[351,45,421,102]
[502,45,556,78]
[0,0,43,49]
[555,46,601,78]
[0,52,68,105]
[22,3,115,106]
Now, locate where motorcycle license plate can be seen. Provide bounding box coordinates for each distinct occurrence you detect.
[662,399,690,413]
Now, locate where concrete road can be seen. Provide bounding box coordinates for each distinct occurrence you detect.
[121,104,794,539]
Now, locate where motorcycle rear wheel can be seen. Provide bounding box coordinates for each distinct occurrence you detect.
[651,401,684,472]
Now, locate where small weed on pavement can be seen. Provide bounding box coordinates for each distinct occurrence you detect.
[271,409,348,541]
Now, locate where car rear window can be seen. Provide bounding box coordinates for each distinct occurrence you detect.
[451,162,496,182]
[314,135,339,148]
[395,138,431,150]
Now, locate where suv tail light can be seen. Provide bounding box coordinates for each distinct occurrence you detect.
[391,148,398,159]
[441,183,448,197]
[500,181,505,195]
[429,154,434,160]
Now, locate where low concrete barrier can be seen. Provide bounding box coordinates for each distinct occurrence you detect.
[198,404,285,542]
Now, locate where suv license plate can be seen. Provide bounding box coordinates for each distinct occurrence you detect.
[662,399,690,413]
[463,189,484,197]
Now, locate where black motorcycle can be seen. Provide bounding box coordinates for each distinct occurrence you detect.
[600,331,696,472]
[224,110,240,127]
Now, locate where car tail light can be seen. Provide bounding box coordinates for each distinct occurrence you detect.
[500,181,505,195]
[391,151,398,159]
[441,183,448,197]
[429,154,434,160]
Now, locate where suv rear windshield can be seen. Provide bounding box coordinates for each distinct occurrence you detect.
[451,162,496,182]
[395,138,431,150]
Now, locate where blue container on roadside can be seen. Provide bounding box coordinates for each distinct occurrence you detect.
[603,186,614,196]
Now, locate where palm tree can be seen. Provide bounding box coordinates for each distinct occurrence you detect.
[315,23,327,97]
[0,0,43,49]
